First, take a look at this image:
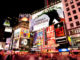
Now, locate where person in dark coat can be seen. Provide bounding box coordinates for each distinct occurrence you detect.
[6,55,12,60]
[0,54,4,60]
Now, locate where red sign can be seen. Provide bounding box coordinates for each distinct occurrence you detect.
[54,22,65,37]
[60,18,65,22]
[46,25,56,45]
[46,25,55,38]
[55,27,65,37]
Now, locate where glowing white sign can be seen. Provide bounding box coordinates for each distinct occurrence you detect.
[33,14,50,31]
[5,27,12,33]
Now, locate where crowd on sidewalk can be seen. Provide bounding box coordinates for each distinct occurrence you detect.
[0,51,80,60]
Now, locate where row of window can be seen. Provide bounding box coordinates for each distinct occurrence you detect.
[65,1,80,7]
[70,21,80,27]
[68,10,76,16]
[64,0,79,2]
[66,6,75,11]
[66,4,75,9]
[67,8,80,16]
[69,15,78,21]
[66,2,80,11]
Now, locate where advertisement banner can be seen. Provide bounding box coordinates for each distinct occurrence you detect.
[20,39,28,46]
[6,38,11,44]
[13,39,19,49]
[14,28,21,38]
[33,14,50,31]
[46,25,56,49]
[34,29,45,46]
[53,3,64,18]
[54,22,65,38]
[46,25,55,39]
[5,27,12,33]
[33,32,37,45]
[29,19,34,32]
[19,14,31,21]
[20,28,30,38]
[3,20,10,27]
[46,25,55,44]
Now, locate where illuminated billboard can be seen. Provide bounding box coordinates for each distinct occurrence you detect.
[46,25,55,39]
[29,19,34,32]
[59,48,70,52]
[20,28,30,38]
[14,28,30,38]
[19,38,30,48]
[34,29,45,46]
[33,14,50,31]
[54,22,65,38]
[5,27,12,33]
[6,38,11,44]
[19,14,31,22]
[46,25,57,50]
[14,28,21,38]
[13,39,19,49]
[3,20,10,27]
[46,25,55,44]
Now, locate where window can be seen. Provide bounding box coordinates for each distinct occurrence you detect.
[71,5,75,8]
[70,30,73,35]
[64,0,67,2]
[76,21,80,26]
[68,12,71,16]
[70,0,73,4]
[70,23,74,27]
[75,0,78,1]
[66,8,70,11]
[69,17,72,21]
[78,8,80,12]
[65,3,68,7]
[77,2,80,6]
[72,10,76,14]
[74,15,78,19]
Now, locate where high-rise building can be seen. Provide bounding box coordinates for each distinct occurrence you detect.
[62,0,80,46]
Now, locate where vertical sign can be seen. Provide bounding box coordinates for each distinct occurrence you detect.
[54,22,65,38]
[46,25,56,48]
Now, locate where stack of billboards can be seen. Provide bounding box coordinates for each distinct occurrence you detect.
[13,28,30,50]
[31,2,68,51]
[33,29,45,51]
[31,15,66,52]
[13,14,32,51]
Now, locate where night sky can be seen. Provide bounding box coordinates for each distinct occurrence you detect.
[0,0,45,17]
[0,0,45,41]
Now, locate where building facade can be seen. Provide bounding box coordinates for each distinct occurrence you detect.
[62,0,80,47]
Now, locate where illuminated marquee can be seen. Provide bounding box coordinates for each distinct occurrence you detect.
[19,14,31,21]
[68,27,80,35]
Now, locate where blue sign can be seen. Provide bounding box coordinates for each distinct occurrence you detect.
[59,48,70,52]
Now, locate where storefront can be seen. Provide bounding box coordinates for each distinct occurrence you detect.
[68,27,80,47]
[71,37,80,48]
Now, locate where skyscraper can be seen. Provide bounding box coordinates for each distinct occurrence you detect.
[62,0,80,46]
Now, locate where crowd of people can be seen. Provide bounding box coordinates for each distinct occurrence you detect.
[0,51,80,60]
